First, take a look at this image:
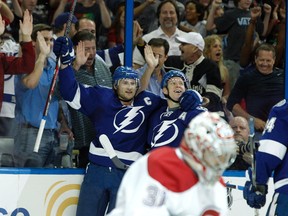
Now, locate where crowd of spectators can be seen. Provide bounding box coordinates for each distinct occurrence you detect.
[0,0,286,171]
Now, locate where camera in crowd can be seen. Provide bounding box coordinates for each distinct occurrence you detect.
[236,140,259,155]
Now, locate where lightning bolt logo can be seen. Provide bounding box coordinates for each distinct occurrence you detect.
[151,119,178,147]
[114,106,145,134]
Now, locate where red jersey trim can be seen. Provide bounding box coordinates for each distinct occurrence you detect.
[147,147,199,192]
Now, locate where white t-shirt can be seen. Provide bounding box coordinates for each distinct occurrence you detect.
[133,27,187,66]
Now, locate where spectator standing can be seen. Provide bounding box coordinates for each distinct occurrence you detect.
[0,10,35,137]
[203,34,231,119]
[14,24,71,167]
[133,0,187,69]
[227,43,284,140]
[0,2,18,137]
[0,38,19,138]
[108,112,237,215]
[0,10,35,116]
[243,99,288,215]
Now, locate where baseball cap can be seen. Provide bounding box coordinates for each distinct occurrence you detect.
[54,12,78,28]
[176,32,205,51]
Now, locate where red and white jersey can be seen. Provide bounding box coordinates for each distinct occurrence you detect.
[108,147,228,216]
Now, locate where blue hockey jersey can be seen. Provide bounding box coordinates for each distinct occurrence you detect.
[59,65,165,168]
[257,99,288,194]
[148,106,206,150]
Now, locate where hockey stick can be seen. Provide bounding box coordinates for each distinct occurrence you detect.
[33,0,77,153]
[99,134,129,170]
[249,117,259,216]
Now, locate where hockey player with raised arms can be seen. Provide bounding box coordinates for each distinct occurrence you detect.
[53,36,203,216]
[108,112,237,215]
[243,99,288,215]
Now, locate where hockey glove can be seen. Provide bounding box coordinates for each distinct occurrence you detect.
[243,168,268,209]
[243,180,267,209]
[179,90,203,111]
[53,36,75,65]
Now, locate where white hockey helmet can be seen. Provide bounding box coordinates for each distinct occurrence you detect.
[181,112,237,184]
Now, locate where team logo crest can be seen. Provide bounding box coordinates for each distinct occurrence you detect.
[113,106,145,134]
[151,119,179,147]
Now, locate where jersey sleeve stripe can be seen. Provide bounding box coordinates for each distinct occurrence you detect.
[274,178,288,190]
[259,139,287,160]
[66,86,81,110]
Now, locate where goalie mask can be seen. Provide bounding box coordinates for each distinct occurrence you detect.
[181,112,237,184]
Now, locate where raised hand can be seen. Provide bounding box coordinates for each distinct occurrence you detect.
[74,41,89,70]
[144,44,158,69]
[19,9,33,42]
[133,20,143,46]
[263,3,272,15]
[37,32,51,57]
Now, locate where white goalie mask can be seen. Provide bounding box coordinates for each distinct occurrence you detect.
[181,112,237,184]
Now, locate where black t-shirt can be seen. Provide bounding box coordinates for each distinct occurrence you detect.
[227,68,284,122]
[215,8,264,61]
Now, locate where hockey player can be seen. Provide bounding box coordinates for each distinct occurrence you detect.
[108,112,237,215]
[53,36,202,216]
[147,70,206,149]
[243,99,288,215]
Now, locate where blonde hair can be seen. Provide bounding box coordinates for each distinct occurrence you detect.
[203,34,230,99]
[203,35,228,84]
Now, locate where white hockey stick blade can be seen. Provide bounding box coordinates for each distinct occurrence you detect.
[99,134,129,170]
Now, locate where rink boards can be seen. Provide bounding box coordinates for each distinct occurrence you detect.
[0,169,273,216]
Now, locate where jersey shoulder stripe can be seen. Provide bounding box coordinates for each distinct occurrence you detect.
[147,147,199,192]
